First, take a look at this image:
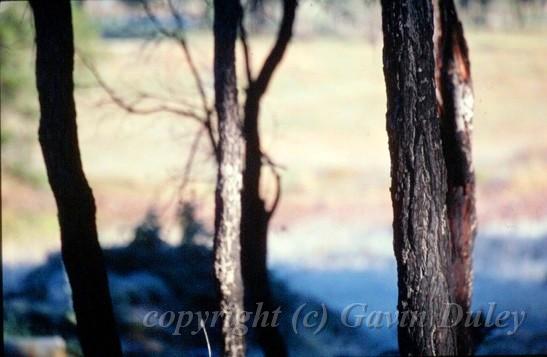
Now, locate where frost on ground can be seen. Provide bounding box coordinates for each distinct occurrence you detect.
[269,217,547,355]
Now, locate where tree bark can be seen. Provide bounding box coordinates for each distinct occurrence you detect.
[381,0,458,355]
[433,0,477,354]
[241,92,287,357]
[213,0,246,355]
[240,1,297,356]
[30,1,122,356]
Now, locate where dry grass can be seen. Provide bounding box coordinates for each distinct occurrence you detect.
[3,29,547,262]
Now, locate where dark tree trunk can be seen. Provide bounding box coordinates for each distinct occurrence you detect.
[240,1,297,356]
[381,0,458,355]
[30,1,122,356]
[213,0,246,355]
[433,0,477,354]
[241,93,287,357]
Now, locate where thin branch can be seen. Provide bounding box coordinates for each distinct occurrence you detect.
[240,0,296,220]
[176,38,211,118]
[78,53,204,122]
[204,116,220,163]
[266,168,281,220]
[262,151,286,171]
[263,153,284,219]
[252,0,297,97]
[167,0,185,31]
[82,2,221,159]
[140,0,174,38]
[138,33,163,63]
[239,10,253,85]
[177,126,205,200]
[141,0,215,157]
[141,0,211,116]
[135,90,202,112]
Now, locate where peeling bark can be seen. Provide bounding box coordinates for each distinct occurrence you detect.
[433,0,477,354]
[381,0,458,355]
[30,1,122,355]
[213,0,246,355]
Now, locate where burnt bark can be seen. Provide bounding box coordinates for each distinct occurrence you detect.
[433,0,477,354]
[240,1,297,356]
[213,0,246,355]
[381,0,458,355]
[30,1,122,355]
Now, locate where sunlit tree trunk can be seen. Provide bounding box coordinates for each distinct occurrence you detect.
[213,0,246,355]
[30,1,121,355]
[381,0,458,354]
[433,0,477,354]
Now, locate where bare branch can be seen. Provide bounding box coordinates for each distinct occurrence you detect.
[252,0,297,97]
[138,0,218,160]
[262,153,284,219]
[239,12,253,85]
[78,1,221,214]
[262,151,286,171]
[140,0,175,38]
[78,53,204,122]
[141,0,211,116]
[177,126,205,200]
[135,90,202,112]
[203,117,220,163]
[167,0,185,31]
[137,33,163,62]
[176,38,211,116]
[266,167,282,221]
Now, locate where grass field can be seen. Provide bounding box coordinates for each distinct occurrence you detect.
[2,29,547,262]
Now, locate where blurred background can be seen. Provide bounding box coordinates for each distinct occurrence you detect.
[2,0,547,355]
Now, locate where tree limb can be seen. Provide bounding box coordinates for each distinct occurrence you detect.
[266,166,282,221]
[140,0,218,161]
[252,0,297,97]
[239,12,253,86]
[262,153,284,220]
[177,126,205,200]
[78,53,204,122]
[141,0,211,116]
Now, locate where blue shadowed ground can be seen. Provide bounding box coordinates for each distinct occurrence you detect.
[4,215,547,355]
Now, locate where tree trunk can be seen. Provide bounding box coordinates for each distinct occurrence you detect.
[381,0,458,355]
[241,93,287,357]
[213,0,246,355]
[433,0,477,354]
[240,1,297,355]
[30,1,122,356]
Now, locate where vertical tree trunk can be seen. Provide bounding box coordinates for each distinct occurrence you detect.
[241,93,287,357]
[213,0,246,355]
[381,0,458,355]
[433,0,477,354]
[240,1,297,355]
[30,1,122,356]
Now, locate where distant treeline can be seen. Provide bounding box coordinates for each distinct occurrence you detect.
[84,0,547,39]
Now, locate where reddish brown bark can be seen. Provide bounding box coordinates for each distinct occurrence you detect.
[433,0,477,354]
